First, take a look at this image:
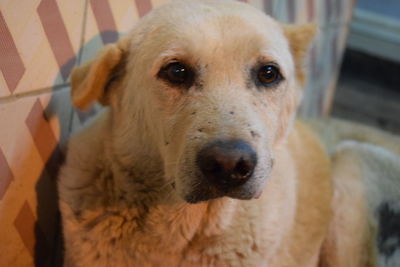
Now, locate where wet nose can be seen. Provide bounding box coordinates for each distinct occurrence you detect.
[197,139,257,190]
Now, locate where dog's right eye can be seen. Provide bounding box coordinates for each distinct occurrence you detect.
[158,62,194,88]
[256,65,282,87]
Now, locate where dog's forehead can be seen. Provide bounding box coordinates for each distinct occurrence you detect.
[179,15,284,55]
[134,0,292,69]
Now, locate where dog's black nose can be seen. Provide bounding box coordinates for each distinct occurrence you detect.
[197,140,257,190]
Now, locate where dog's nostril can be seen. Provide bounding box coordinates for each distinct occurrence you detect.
[235,159,253,178]
[203,159,222,173]
[197,139,257,190]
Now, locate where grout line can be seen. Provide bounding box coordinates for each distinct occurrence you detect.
[0,84,69,104]
[77,0,89,65]
[65,0,89,136]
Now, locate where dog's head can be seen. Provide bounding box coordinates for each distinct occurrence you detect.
[71,0,316,203]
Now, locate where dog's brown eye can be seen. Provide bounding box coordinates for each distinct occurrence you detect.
[257,65,281,86]
[159,62,194,87]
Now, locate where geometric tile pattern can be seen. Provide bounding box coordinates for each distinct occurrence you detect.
[90,0,119,44]
[134,0,153,17]
[37,0,77,81]
[13,201,38,257]
[26,99,64,179]
[0,11,25,93]
[0,0,85,96]
[26,99,59,166]
[0,148,13,200]
[0,89,71,267]
[0,0,355,265]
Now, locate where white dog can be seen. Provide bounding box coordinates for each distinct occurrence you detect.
[58,0,400,266]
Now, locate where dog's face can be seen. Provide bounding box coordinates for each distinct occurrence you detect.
[71,0,315,203]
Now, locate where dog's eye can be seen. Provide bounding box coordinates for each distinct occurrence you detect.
[158,62,194,87]
[257,65,281,86]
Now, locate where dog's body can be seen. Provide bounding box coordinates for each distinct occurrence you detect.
[60,112,331,266]
[58,0,400,266]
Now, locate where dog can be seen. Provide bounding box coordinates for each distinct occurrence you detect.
[58,0,400,266]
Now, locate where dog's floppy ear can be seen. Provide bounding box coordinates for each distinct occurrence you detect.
[282,23,317,86]
[71,38,129,110]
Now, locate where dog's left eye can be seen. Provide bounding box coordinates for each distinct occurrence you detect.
[158,62,194,87]
[256,65,282,87]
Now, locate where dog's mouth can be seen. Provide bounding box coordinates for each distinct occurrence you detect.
[183,181,263,204]
[182,169,266,204]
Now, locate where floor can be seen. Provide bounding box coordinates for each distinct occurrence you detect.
[331,49,400,135]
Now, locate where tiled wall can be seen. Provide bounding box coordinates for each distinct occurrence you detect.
[0,0,354,265]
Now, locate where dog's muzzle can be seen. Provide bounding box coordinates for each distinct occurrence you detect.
[196,139,257,192]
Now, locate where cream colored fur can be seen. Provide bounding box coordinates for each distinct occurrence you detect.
[308,118,400,267]
[59,0,400,266]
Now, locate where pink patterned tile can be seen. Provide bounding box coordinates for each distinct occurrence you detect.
[0,0,85,95]
[0,148,13,200]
